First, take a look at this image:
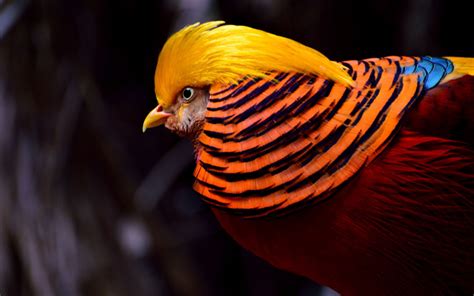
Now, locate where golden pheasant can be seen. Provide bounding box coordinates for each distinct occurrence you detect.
[143,21,474,295]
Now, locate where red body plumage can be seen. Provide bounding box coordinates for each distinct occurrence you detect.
[213,76,474,295]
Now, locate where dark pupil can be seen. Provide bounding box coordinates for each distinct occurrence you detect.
[183,88,192,99]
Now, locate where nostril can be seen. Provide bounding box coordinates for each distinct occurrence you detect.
[156,105,163,112]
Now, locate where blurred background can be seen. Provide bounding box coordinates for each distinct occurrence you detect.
[0,0,472,295]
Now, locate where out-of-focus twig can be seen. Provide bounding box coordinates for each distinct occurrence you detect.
[0,0,29,40]
[135,139,194,211]
[43,75,84,198]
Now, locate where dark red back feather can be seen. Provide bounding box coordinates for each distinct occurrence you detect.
[406,75,474,144]
[213,129,474,295]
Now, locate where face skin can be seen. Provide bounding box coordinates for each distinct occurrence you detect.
[163,87,209,140]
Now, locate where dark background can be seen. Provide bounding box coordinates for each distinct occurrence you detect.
[0,0,472,295]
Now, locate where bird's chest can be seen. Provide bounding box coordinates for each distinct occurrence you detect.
[210,185,429,296]
[211,198,374,295]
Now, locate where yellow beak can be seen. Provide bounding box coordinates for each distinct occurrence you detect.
[142,105,172,132]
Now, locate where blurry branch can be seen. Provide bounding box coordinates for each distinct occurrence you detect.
[170,0,217,31]
[80,75,138,204]
[13,137,56,296]
[42,72,84,199]
[401,0,434,53]
[0,0,29,39]
[135,139,194,211]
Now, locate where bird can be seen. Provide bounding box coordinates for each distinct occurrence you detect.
[142,21,474,295]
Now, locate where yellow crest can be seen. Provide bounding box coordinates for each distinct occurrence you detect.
[155,21,354,108]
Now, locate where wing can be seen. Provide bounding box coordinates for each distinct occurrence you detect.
[406,74,474,144]
[193,56,455,217]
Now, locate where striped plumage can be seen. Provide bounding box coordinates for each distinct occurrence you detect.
[143,22,474,295]
[195,56,454,216]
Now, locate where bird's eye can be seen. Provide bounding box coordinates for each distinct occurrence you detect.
[182,87,195,102]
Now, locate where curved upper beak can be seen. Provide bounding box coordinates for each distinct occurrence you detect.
[142,105,172,133]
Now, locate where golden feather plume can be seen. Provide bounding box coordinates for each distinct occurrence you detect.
[155,21,354,108]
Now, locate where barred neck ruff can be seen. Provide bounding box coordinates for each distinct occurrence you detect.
[192,56,453,218]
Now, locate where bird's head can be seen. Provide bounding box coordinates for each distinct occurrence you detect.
[142,21,354,139]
